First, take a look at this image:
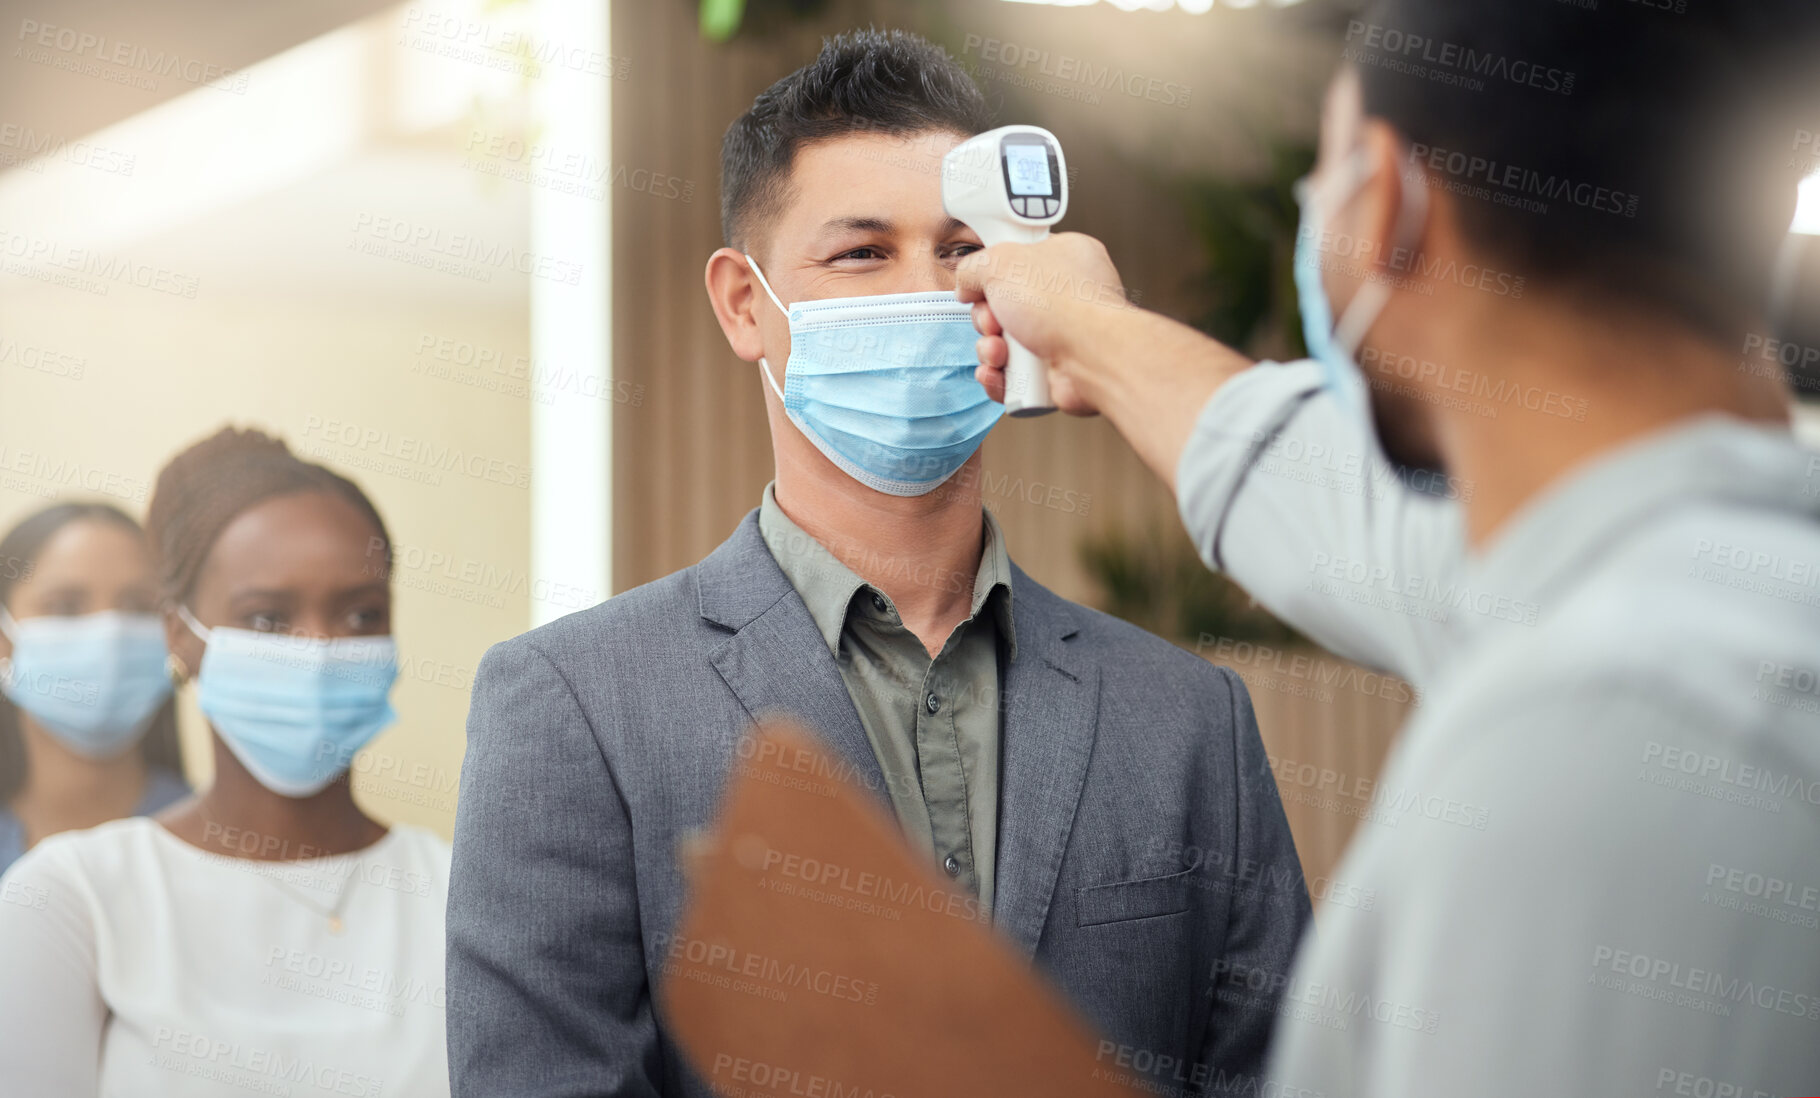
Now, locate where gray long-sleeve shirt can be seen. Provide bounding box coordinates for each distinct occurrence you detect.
[1178,360,1820,1097]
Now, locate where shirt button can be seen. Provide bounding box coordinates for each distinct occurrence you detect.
[943,855,961,877]
[870,592,888,612]
[926,693,941,713]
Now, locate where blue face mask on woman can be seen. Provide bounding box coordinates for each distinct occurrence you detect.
[746,256,1003,496]
[179,606,398,798]
[0,607,173,758]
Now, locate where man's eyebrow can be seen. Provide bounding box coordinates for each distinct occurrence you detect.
[818,215,895,235]
[816,216,973,236]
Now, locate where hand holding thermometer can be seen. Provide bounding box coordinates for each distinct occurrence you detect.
[942,125,1068,417]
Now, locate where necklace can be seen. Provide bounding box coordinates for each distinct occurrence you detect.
[193,799,360,935]
[258,867,359,935]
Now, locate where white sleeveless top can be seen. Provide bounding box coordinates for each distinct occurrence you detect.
[0,816,452,1097]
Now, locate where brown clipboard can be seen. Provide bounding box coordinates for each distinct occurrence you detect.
[657,720,1144,1098]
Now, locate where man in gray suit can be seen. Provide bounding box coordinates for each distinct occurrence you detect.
[448,29,1310,1098]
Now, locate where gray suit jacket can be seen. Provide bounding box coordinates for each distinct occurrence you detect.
[448,512,1310,1097]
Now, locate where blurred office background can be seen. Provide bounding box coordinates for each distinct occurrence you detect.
[4,0,1818,886]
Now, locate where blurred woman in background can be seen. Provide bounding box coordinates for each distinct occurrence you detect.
[0,427,452,1097]
[0,502,189,873]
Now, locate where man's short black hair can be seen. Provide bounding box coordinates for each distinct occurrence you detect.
[1352,0,1820,341]
[720,28,993,255]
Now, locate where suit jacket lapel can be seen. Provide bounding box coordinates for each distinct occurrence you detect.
[993,566,1099,960]
[699,512,888,804]
[697,516,1099,958]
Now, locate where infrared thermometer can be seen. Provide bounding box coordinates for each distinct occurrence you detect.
[943,125,1068,417]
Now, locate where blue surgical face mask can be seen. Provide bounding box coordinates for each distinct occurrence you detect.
[745,256,1003,496]
[179,606,398,798]
[1293,149,1429,419]
[0,607,172,759]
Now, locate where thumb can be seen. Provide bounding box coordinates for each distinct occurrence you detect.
[956,242,1020,304]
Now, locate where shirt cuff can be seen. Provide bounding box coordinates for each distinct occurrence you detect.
[1174,359,1326,572]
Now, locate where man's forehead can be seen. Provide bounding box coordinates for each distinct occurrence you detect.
[771,130,970,239]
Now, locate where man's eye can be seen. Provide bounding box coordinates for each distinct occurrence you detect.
[248,613,283,633]
[835,247,884,261]
[348,607,387,632]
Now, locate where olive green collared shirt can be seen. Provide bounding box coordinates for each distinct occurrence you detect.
[757,483,1015,914]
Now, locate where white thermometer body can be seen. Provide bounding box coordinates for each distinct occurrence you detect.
[942,125,1068,417]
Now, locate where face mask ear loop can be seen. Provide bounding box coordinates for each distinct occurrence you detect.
[745,255,793,405]
[176,605,212,644]
[744,254,790,317]
[0,605,16,643]
[757,357,787,403]
[1331,152,1431,357]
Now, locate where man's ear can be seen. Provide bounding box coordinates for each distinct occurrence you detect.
[1356,119,1420,280]
[705,247,769,363]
